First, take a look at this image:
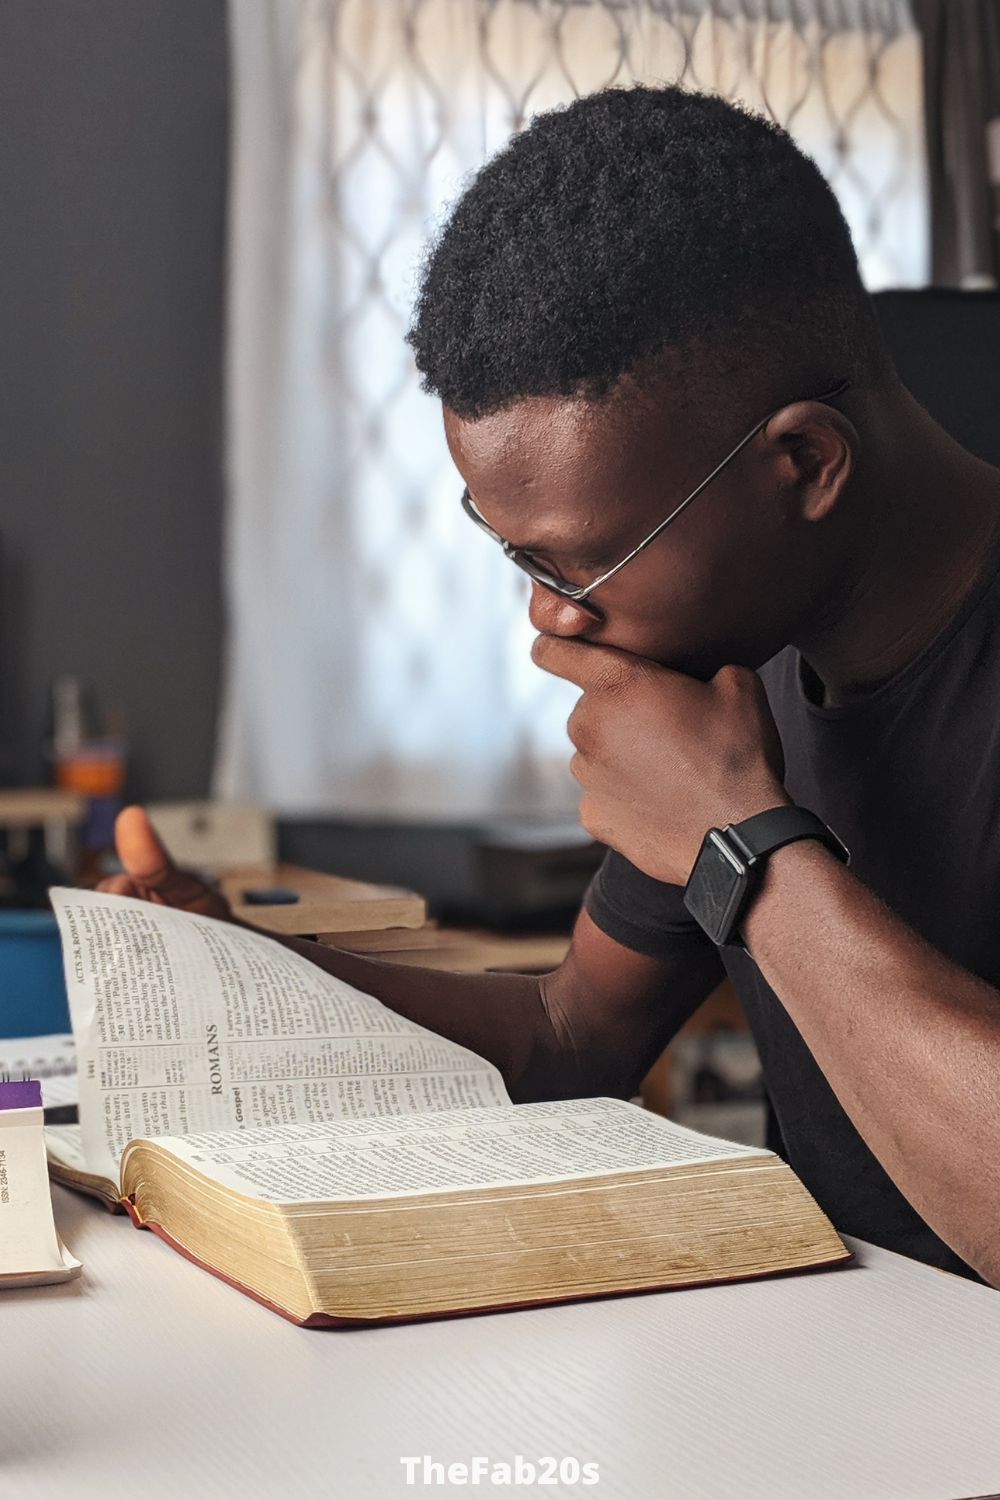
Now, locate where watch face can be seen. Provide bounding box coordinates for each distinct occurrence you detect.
[683,831,748,945]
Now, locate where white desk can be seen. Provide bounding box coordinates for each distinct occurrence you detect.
[4,1188,1000,1500]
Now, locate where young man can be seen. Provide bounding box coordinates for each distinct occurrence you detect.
[105,88,1000,1288]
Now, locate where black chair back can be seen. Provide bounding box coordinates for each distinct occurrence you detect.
[874,289,1000,468]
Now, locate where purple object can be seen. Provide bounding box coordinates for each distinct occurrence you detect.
[0,1079,43,1110]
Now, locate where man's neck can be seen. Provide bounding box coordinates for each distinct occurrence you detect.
[797,388,1000,708]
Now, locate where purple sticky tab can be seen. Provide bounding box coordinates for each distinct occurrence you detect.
[0,1079,43,1110]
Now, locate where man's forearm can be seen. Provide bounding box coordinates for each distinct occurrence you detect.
[742,842,1000,1287]
[269,934,587,1102]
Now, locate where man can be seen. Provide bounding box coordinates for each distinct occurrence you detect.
[104,87,1000,1287]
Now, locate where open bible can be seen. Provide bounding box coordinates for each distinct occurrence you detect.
[46,888,850,1326]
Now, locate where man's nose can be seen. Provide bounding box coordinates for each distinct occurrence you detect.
[528,581,602,638]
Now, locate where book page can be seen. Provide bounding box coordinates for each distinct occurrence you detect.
[44,1123,88,1172]
[50,889,509,1182]
[128,1097,766,1203]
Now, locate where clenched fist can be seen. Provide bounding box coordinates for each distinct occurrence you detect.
[532,636,790,886]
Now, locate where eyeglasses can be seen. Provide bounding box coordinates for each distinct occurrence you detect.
[461,379,850,620]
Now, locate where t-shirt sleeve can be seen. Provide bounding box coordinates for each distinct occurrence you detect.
[584,848,712,960]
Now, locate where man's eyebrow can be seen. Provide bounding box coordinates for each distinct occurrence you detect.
[511,534,613,567]
[467,490,614,565]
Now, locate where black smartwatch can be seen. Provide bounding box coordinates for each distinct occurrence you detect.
[682,805,849,947]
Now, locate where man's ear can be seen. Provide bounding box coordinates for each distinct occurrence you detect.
[762,400,859,523]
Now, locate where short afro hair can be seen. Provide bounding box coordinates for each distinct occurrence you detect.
[407,85,889,420]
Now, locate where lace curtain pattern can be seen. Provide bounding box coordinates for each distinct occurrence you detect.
[217,0,927,819]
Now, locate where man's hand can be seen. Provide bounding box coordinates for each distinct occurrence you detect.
[532,636,789,886]
[97,805,234,922]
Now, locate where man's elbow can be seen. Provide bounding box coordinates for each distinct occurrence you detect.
[506,971,635,1103]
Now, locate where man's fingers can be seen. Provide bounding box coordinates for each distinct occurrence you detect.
[532,633,633,690]
[114,805,177,889]
[96,874,140,898]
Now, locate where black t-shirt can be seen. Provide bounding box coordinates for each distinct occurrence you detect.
[585,543,1000,1280]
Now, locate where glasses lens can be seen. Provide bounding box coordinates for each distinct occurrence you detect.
[463,488,602,618]
[513,556,603,620]
[462,488,499,539]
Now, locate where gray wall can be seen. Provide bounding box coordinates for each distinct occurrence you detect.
[0,0,228,798]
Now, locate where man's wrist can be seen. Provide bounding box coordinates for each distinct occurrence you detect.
[740,837,843,952]
[681,786,791,884]
[683,801,848,947]
[721,784,793,830]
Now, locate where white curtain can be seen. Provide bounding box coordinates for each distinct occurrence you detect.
[217,0,928,820]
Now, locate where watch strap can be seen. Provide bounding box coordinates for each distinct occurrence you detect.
[725,805,850,868]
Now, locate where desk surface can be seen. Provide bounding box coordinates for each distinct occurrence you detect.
[4,1188,1000,1500]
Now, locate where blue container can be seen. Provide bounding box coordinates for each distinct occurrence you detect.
[0,910,71,1037]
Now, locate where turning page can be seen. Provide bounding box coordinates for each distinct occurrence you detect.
[50,888,509,1183]
[127,1097,765,1203]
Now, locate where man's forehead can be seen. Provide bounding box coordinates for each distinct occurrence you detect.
[444,394,606,471]
[446,400,617,549]
[443,389,685,496]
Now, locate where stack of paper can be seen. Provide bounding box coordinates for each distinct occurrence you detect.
[0,1079,80,1288]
